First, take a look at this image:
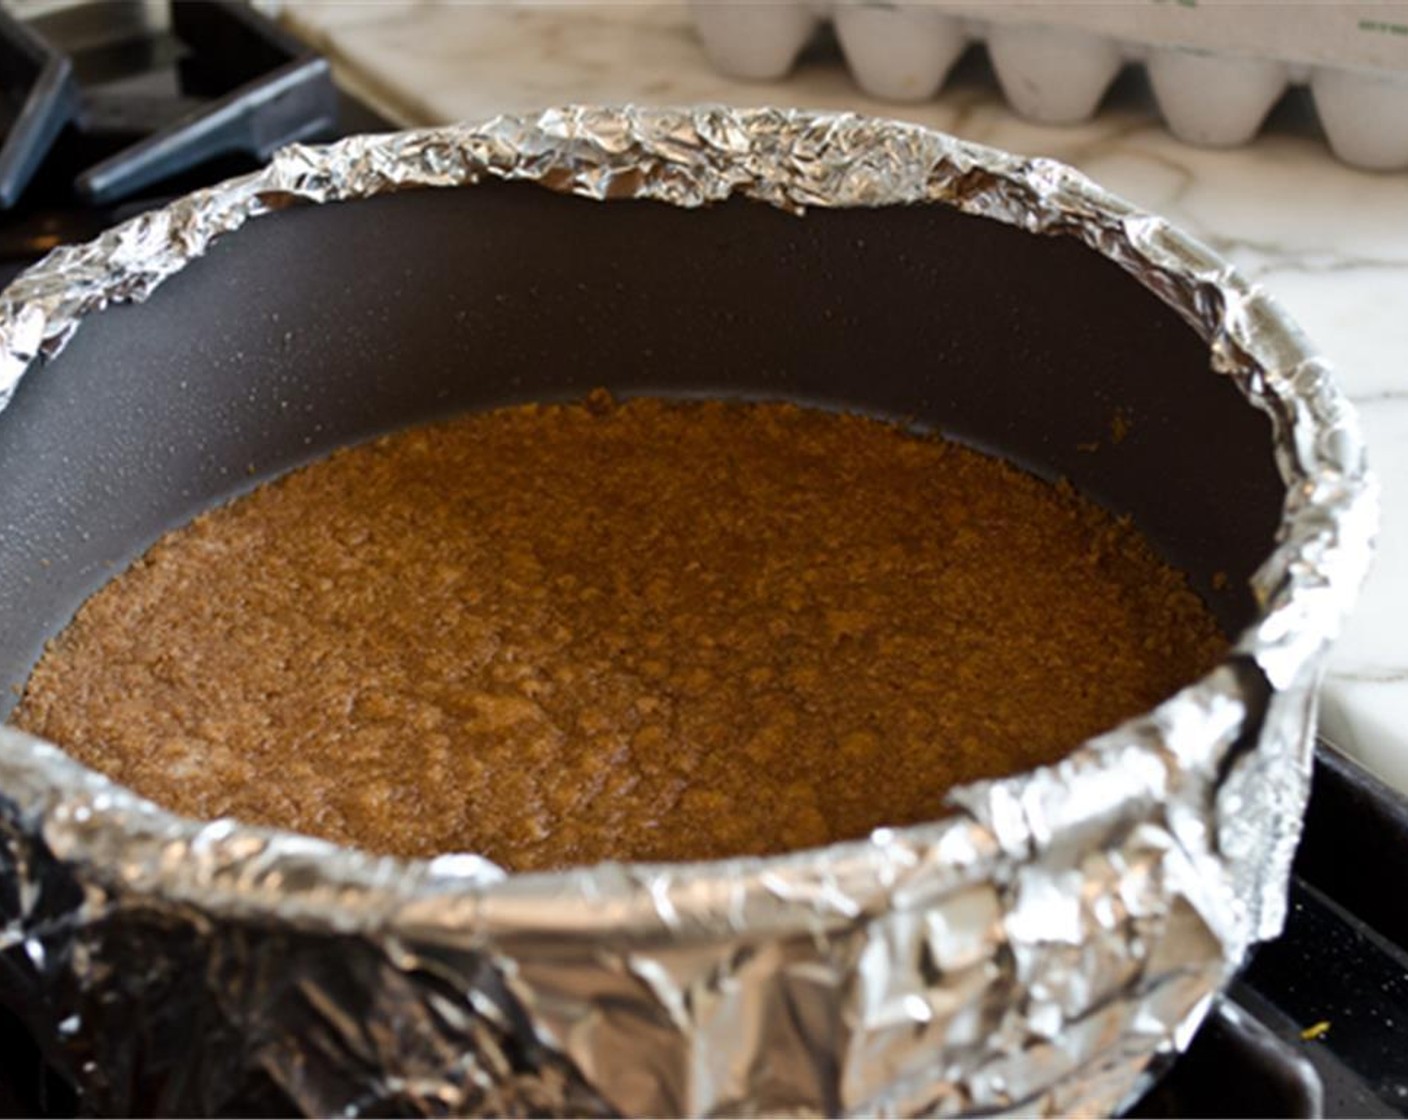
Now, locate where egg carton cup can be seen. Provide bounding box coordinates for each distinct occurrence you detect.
[691,1,1408,170]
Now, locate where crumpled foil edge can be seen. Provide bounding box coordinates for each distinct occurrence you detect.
[0,107,1378,1117]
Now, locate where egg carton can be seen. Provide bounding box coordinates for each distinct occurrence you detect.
[690,1,1408,170]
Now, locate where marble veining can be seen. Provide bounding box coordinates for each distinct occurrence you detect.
[281,0,1408,793]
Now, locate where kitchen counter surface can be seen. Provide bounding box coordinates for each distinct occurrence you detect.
[282,1,1408,792]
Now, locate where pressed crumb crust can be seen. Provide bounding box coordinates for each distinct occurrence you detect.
[13,396,1225,871]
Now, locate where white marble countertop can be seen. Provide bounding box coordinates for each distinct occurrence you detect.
[283,1,1408,793]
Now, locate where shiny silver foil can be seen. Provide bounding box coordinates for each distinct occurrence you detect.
[0,108,1377,1117]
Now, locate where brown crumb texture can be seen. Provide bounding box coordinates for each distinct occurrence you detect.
[13,398,1225,871]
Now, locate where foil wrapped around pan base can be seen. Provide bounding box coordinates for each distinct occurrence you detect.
[0,107,1378,1117]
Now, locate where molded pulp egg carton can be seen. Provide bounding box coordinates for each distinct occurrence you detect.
[690,1,1408,170]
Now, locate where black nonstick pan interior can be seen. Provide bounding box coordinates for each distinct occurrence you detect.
[0,180,1286,709]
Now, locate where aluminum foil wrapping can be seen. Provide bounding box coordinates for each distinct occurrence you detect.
[0,108,1378,1117]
